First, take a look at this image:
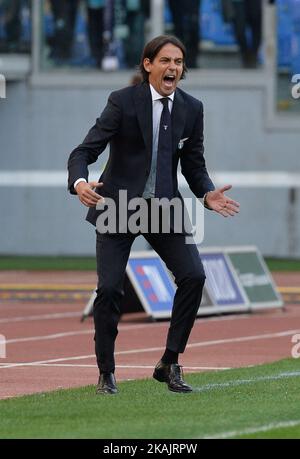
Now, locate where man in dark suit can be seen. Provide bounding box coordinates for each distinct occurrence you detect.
[68,35,239,395]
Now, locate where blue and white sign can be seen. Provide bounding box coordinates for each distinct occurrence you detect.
[127,253,176,318]
[83,247,279,321]
[199,250,249,313]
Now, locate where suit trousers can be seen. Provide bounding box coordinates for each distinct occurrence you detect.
[93,219,206,373]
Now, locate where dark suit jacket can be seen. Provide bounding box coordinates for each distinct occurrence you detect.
[68,81,215,226]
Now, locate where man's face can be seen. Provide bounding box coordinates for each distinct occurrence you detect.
[143,43,184,96]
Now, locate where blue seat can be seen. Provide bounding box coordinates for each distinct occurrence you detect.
[44,12,55,38]
[291,33,300,73]
[0,6,5,40]
[201,0,236,45]
[200,0,217,41]
[20,2,31,42]
[290,0,300,22]
[290,0,300,72]
[211,10,235,45]
[0,3,31,43]
[277,0,293,69]
[71,11,92,65]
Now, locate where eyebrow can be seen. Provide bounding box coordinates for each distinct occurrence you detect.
[159,57,183,62]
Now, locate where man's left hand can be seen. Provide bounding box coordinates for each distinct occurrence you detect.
[205,185,240,217]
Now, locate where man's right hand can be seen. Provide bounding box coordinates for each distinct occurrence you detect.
[75,181,105,207]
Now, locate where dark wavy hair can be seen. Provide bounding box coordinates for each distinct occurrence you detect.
[139,35,187,82]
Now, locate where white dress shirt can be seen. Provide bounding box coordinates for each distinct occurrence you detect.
[142,84,174,198]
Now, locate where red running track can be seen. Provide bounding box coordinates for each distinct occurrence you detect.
[0,271,299,399]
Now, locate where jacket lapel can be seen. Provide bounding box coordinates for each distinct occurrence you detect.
[171,89,186,153]
[134,82,153,165]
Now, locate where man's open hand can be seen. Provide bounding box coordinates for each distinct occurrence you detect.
[205,185,240,217]
[75,181,105,207]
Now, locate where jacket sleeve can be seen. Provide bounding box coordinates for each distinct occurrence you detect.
[67,91,122,194]
[180,102,215,198]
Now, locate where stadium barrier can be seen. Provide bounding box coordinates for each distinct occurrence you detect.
[81,246,283,321]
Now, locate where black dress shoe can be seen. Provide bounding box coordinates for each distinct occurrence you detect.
[153,360,192,393]
[96,373,118,395]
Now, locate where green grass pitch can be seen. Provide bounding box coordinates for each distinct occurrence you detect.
[0,358,299,439]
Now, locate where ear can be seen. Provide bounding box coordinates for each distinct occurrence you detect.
[143,58,151,74]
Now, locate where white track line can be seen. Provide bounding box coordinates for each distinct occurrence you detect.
[0,354,95,369]
[0,312,81,324]
[202,419,300,439]
[2,320,299,347]
[186,329,300,349]
[0,311,256,326]
[115,328,300,355]
[0,322,169,344]
[0,328,299,369]
[0,321,172,345]
[193,371,300,393]
[3,363,230,370]
[1,329,93,345]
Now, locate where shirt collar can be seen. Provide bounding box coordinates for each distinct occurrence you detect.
[149,84,175,102]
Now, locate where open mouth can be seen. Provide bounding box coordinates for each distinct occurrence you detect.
[163,75,176,88]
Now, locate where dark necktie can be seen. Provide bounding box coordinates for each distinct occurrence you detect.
[155,97,173,200]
